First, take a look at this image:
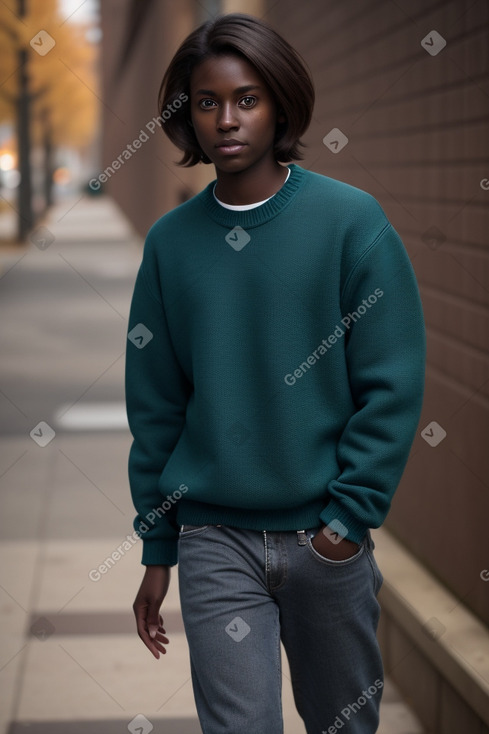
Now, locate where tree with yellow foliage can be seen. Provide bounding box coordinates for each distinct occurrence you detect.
[0,0,98,240]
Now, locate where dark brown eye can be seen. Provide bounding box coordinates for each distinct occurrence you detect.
[239,96,257,108]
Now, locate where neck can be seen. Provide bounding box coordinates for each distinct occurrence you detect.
[214,159,287,205]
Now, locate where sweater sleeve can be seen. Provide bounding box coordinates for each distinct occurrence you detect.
[320,222,426,543]
[125,235,191,566]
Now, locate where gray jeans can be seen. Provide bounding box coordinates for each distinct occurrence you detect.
[178,524,383,734]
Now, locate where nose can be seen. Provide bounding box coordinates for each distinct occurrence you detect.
[217,102,239,131]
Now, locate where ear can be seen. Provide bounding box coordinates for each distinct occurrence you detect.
[277,108,286,124]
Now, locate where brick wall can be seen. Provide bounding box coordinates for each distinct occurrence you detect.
[265,0,489,624]
[100,0,211,236]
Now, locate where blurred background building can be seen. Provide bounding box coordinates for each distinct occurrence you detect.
[1,1,488,732]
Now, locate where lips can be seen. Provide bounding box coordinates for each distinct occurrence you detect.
[216,139,246,147]
[215,139,247,154]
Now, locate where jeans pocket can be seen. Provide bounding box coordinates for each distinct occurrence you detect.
[365,547,384,594]
[306,535,365,567]
[179,524,211,538]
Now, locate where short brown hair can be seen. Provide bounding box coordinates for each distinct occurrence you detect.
[158,13,315,167]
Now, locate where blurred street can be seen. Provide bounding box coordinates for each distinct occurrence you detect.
[0,194,425,733]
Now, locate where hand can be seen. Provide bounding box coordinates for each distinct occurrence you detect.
[133,565,171,659]
[311,526,361,561]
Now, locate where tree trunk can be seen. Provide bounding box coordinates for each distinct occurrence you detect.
[42,111,54,211]
[17,3,34,241]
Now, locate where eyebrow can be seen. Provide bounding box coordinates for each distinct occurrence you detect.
[194,84,262,96]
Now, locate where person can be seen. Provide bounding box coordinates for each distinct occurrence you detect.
[125,13,425,734]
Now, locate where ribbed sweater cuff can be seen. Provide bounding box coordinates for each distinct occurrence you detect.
[319,500,368,544]
[141,538,178,567]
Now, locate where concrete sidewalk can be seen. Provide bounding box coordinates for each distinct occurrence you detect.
[0,194,425,733]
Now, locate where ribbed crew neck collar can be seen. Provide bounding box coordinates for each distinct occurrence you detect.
[199,164,306,229]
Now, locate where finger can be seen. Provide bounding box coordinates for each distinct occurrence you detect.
[148,616,166,639]
[153,640,168,654]
[134,606,169,657]
[136,619,170,656]
[149,633,169,657]
[135,615,160,650]
[152,621,166,632]
[147,611,164,633]
[140,628,167,658]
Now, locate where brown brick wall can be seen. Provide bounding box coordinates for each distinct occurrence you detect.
[265,0,489,624]
[100,0,212,236]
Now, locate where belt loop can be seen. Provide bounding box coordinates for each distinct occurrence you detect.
[297,530,307,546]
[365,529,374,550]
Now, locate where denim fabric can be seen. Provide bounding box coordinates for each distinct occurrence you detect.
[178,524,384,734]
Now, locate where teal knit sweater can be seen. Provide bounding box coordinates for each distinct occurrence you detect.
[125,164,425,566]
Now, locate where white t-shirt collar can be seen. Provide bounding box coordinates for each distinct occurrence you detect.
[213,167,291,211]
